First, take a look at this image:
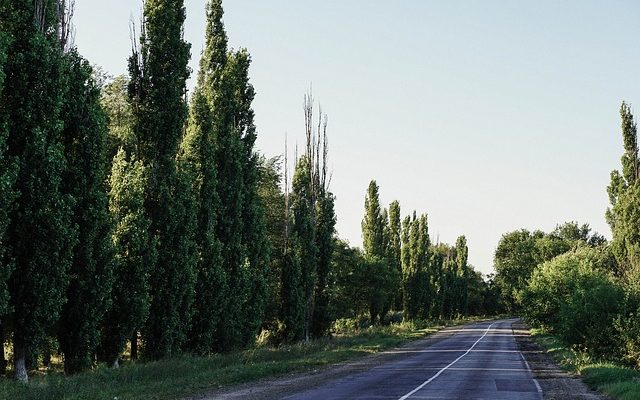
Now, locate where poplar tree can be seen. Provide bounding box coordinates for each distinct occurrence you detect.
[362,181,386,258]
[401,215,412,318]
[290,156,318,340]
[607,102,640,286]
[129,0,196,359]
[0,30,18,374]
[58,51,114,374]
[99,149,154,367]
[403,213,430,319]
[231,49,269,347]
[2,0,76,381]
[311,193,336,337]
[455,236,469,316]
[387,201,402,310]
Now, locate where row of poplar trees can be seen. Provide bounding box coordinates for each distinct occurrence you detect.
[361,181,472,322]
[0,0,284,381]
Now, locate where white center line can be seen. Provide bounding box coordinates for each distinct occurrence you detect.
[397,322,497,400]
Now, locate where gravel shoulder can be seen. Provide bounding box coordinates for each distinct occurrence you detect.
[512,321,606,400]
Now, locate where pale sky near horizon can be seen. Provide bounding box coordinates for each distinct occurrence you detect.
[74,1,640,275]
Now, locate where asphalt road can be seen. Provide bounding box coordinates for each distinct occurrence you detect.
[283,319,543,400]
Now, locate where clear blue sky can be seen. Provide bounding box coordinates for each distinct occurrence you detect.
[74,0,640,275]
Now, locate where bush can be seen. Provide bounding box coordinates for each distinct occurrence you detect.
[522,246,625,358]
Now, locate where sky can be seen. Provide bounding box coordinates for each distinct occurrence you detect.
[74,0,640,275]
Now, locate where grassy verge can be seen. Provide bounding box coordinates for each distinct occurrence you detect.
[531,328,640,400]
[0,316,487,400]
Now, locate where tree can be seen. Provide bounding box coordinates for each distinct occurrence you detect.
[2,0,76,381]
[98,149,154,367]
[362,181,386,258]
[257,156,286,331]
[0,28,18,375]
[387,201,402,310]
[493,230,543,311]
[455,236,469,316]
[403,212,431,319]
[311,193,336,337]
[178,86,225,355]
[289,156,318,340]
[129,0,196,359]
[101,75,135,160]
[607,102,640,285]
[57,51,114,374]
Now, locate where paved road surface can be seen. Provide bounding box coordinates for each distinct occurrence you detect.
[284,319,542,400]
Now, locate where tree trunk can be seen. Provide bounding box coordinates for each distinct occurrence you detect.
[130,332,138,360]
[14,343,28,382]
[111,358,119,368]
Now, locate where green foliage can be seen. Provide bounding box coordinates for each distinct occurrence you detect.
[58,51,114,374]
[403,213,431,320]
[101,75,135,160]
[289,156,318,340]
[362,181,386,258]
[387,201,402,310]
[311,193,337,337]
[494,223,601,311]
[129,0,196,359]
[0,29,17,321]
[179,88,225,355]
[99,149,154,366]
[2,0,76,380]
[257,157,286,329]
[607,103,640,286]
[522,247,624,358]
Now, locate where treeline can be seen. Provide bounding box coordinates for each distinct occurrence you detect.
[332,180,498,325]
[0,0,491,383]
[494,103,640,366]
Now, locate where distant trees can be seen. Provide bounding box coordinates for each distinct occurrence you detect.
[356,181,488,324]
[494,222,604,312]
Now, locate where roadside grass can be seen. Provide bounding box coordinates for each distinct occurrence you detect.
[530,328,640,400]
[0,316,487,400]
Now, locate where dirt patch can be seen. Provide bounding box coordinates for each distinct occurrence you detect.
[512,321,606,400]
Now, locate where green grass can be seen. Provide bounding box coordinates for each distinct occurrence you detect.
[531,328,640,400]
[0,316,486,400]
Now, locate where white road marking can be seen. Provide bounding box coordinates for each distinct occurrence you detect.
[397,322,497,400]
[520,351,543,394]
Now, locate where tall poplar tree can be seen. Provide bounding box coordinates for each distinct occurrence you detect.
[607,102,640,287]
[129,0,196,359]
[290,156,318,341]
[0,29,18,374]
[58,51,114,374]
[99,149,154,366]
[455,236,469,316]
[362,181,386,258]
[2,0,76,381]
[387,201,402,310]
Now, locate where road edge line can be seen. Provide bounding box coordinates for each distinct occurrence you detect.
[519,351,543,394]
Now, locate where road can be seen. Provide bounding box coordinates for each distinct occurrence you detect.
[283,319,543,400]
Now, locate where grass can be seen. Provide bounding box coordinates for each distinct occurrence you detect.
[530,328,640,400]
[0,316,486,400]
